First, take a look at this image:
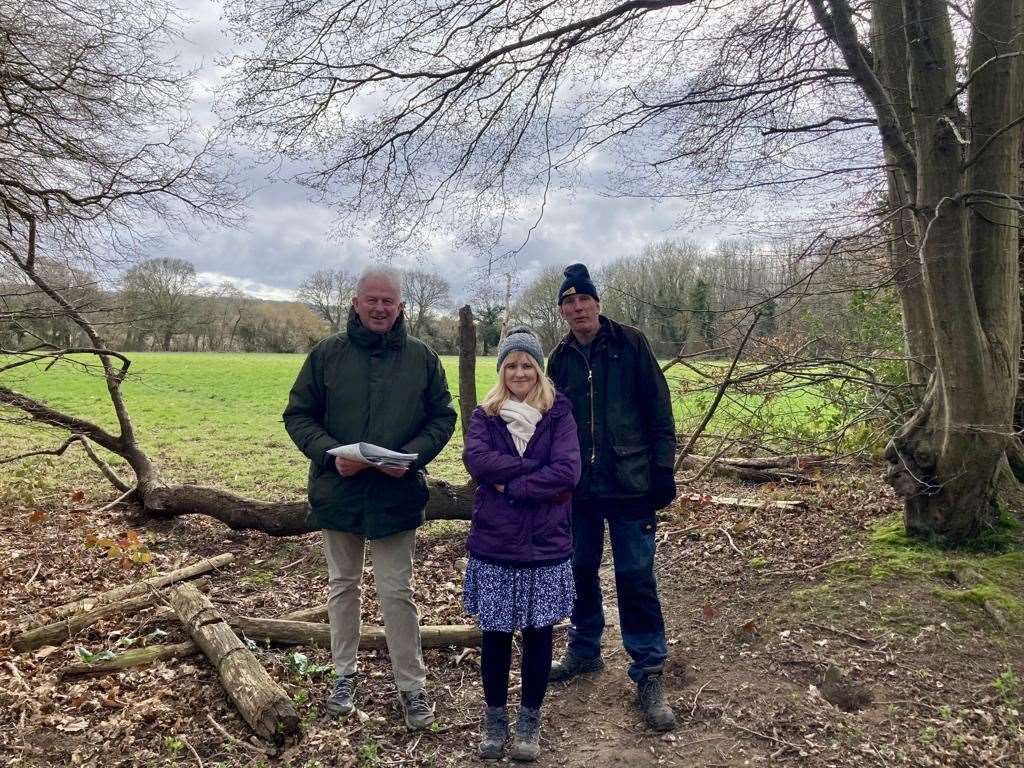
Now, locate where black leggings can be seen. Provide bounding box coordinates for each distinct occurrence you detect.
[480,625,554,710]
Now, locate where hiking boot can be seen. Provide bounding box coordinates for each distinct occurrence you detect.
[478,705,508,760]
[509,706,541,762]
[398,687,435,730]
[325,674,356,717]
[637,673,677,731]
[548,652,604,683]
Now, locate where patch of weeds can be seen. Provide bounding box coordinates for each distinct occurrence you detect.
[285,651,332,680]
[242,568,274,588]
[421,518,469,541]
[162,735,185,758]
[356,741,380,768]
[747,556,768,569]
[991,667,1020,708]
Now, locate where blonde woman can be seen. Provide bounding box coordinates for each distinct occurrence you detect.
[462,327,581,761]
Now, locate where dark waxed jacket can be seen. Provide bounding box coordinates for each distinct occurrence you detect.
[283,310,456,538]
[547,315,675,508]
[463,393,581,567]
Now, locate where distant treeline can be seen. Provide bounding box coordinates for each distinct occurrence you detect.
[1,238,890,358]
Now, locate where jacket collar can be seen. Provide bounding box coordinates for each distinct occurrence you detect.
[555,315,620,355]
[346,308,408,350]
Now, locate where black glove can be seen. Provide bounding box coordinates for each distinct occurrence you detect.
[649,466,677,510]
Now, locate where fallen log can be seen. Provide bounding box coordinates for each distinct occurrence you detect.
[169,583,299,742]
[57,619,485,678]
[12,577,211,653]
[228,616,482,650]
[281,605,328,623]
[143,479,474,536]
[683,494,808,512]
[58,641,200,679]
[34,554,232,625]
[676,454,816,484]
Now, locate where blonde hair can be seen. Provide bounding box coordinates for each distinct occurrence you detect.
[481,350,556,415]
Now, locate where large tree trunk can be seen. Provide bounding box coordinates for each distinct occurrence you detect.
[871,0,933,389]
[883,0,1022,541]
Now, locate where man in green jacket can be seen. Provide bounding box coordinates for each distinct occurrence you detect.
[283,265,456,729]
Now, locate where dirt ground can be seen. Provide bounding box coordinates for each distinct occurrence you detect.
[1,470,1021,767]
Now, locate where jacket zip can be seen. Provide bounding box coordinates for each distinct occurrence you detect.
[568,343,597,465]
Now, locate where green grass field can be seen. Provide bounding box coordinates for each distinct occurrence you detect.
[0,353,835,501]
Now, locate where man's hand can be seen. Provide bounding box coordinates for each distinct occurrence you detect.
[378,465,408,478]
[493,484,505,493]
[335,456,372,477]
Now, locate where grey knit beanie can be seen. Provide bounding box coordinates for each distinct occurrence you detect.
[495,326,545,371]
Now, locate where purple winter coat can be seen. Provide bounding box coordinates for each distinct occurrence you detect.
[463,393,581,567]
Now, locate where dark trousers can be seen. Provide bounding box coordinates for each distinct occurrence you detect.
[567,502,668,683]
[481,625,554,710]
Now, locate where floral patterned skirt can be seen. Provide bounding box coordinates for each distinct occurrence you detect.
[463,557,576,632]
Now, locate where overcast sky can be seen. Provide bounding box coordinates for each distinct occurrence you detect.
[164,1,732,303]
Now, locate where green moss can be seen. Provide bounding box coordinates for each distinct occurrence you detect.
[747,556,768,569]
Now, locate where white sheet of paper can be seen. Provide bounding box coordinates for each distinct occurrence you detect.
[327,442,418,467]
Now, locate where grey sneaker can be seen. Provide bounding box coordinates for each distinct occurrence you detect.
[637,673,677,731]
[478,705,508,759]
[325,674,356,717]
[509,706,541,762]
[398,687,435,730]
[548,653,604,683]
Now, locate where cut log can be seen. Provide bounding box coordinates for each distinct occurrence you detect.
[168,583,299,742]
[58,641,201,679]
[38,554,233,624]
[228,616,482,650]
[12,577,210,653]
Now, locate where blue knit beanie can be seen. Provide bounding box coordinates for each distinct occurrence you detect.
[495,326,545,371]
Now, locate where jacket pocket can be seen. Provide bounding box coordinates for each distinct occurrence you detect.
[612,443,650,494]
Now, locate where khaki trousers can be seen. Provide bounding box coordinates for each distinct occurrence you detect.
[322,528,426,692]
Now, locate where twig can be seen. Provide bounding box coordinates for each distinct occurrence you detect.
[204,714,274,756]
[178,734,203,768]
[91,486,138,514]
[690,680,711,717]
[722,716,800,751]
[718,527,745,556]
[24,562,42,586]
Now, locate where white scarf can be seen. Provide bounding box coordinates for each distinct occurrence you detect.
[499,399,543,456]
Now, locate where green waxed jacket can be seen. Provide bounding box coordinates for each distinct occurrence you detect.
[283,310,457,538]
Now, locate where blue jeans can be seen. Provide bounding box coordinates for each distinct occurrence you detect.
[567,503,668,683]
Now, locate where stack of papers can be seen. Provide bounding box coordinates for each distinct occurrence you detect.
[328,442,419,469]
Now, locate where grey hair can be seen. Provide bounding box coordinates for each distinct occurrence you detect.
[356,265,403,298]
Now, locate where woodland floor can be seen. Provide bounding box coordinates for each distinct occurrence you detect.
[1,470,1022,767]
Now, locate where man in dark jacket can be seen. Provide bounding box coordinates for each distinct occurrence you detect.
[283,265,456,730]
[546,263,678,732]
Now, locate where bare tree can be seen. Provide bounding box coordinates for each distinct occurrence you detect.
[402,269,452,337]
[227,0,1024,543]
[512,266,567,351]
[121,258,200,351]
[296,268,356,333]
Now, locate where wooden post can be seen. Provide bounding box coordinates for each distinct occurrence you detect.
[169,583,299,742]
[458,304,478,440]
